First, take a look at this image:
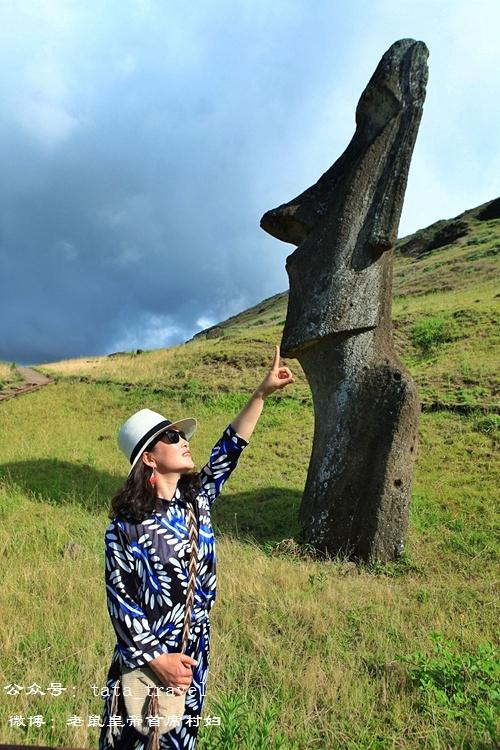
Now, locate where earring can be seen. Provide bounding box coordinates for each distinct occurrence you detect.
[148,469,157,486]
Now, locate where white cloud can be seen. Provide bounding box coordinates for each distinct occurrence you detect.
[36,0,80,31]
[13,99,80,148]
[195,316,216,329]
[97,208,128,229]
[25,55,68,101]
[114,241,144,266]
[110,313,188,353]
[52,240,78,261]
[116,53,138,76]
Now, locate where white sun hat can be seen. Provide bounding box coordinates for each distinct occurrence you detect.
[118,408,197,475]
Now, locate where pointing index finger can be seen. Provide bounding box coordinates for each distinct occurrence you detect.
[273,344,281,370]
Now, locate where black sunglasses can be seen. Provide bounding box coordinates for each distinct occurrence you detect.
[158,429,188,445]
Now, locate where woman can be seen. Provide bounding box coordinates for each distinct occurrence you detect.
[99,345,294,750]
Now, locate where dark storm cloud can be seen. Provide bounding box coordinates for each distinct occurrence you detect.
[0,1,326,363]
[0,1,498,363]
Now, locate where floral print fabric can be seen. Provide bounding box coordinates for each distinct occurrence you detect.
[98,423,249,750]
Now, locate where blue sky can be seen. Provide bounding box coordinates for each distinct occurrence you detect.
[0,0,498,364]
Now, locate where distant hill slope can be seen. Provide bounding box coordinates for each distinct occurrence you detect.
[37,197,499,413]
[191,196,499,341]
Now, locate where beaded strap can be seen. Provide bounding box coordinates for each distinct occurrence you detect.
[180,498,199,651]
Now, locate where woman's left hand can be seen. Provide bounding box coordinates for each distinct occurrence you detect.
[256,345,295,398]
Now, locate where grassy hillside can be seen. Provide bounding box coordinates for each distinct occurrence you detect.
[38,199,499,414]
[0,362,23,390]
[1,198,499,749]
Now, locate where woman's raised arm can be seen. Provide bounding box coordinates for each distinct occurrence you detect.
[230,344,294,442]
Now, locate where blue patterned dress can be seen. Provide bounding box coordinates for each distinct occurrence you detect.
[98,423,249,750]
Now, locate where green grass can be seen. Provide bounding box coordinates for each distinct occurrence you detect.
[1,207,499,748]
[0,361,23,390]
[0,380,498,749]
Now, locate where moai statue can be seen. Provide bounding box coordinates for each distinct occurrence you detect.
[261,39,428,563]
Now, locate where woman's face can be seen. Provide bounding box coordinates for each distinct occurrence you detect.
[144,428,195,474]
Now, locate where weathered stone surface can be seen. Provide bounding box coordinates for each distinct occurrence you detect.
[260,38,427,563]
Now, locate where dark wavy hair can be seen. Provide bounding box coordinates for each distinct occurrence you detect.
[108,434,201,523]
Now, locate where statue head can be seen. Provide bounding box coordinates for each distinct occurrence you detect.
[260,39,429,355]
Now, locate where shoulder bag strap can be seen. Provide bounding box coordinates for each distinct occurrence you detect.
[179,496,199,652]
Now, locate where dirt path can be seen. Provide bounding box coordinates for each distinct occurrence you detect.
[0,366,54,402]
[16,366,53,386]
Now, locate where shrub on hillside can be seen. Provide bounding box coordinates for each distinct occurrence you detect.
[396,632,499,745]
[410,315,459,357]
